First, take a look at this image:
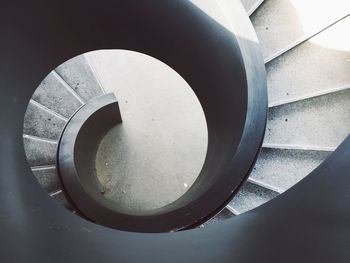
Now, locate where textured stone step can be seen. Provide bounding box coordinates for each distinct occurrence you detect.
[201,208,235,227]
[23,136,57,166]
[228,182,279,214]
[250,148,331,192]
[55,55,105,102]
[32,71,83,118]
[251,0,350,59]
[23,101,66,140]
[265,89,350,149]
[267,16,350,105]
[31,166,61,193]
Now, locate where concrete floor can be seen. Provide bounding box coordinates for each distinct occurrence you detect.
[88,50,208,213]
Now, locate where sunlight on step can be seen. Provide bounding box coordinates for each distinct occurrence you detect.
[291,0,350,51]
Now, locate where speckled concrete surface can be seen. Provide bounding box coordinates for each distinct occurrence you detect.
[32,72,83,118]
[202,208,235,227]
[31,166,62,193]
[251,0,349,59]
[250,148,331,191]
[23,102,66,140]
[265,89,350,148]
[90,50,208,212]
[56,55,105,102]
[267,16,350,104]
[23,137,57,166]
[228,182,279,213]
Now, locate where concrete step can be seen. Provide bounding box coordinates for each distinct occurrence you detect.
[251,0,350,60]
[267,16,350,106]
[23,54,107,214]
[249,148,331,192]
[50,190,75,211]
[55,55,105,102]
[201,208,235,227]
[23,100,66,140]
[241,0,264,15]
[32,71,83,118]
[23,135,57,166]
[31,166,62,193]
[228,181,279,214]
[265,89,350,149]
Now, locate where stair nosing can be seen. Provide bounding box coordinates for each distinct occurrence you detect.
[49,189,63,197]
[263,13,350,64]
[29,99,68,122]
[248,0,265,16]
[268,84,350,108]
[23,134,58,144]
[31,165,56,171]
[262,143,336,152]
[52,70,86,104]
[247,177,283,194]
[84,54,107,95]
[226,204,240,215]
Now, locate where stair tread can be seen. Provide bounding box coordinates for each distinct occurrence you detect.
[267,16,350,105]
[250,148,330,192]
[201,208,235,227]
[51,191,75,211]
[265,89,350,149]
[23,136,57,166]
[24,101,66,140]
[251,0,350,60]
[55,55,104,102]
[31,166,62,193]
[228,182,279,214]
[32,72,83,118]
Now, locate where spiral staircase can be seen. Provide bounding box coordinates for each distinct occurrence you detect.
[2,0,350,261]
[22,0,350,225]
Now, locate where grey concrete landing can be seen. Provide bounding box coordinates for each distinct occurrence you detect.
[89,50,208,213]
